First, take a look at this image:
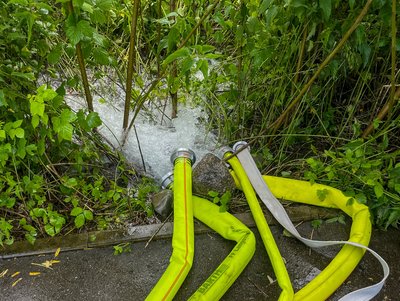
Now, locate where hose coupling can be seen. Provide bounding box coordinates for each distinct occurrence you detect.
[216,146,234,159]
[170,148,196,165]
[160,171,174,189]
[232,141,250,152]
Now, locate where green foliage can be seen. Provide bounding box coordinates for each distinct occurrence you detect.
[70,207,93,228]
[304,138,400,229]
[208,190,232,213]
[113,242,131,255]
[0,0,399,246]
[0,0,148,246]
[0,218,14,246]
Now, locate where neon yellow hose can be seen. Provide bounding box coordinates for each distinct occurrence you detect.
[262,175,371,301]
[146,157,194,301]
[226,154,294,301]
[189,196,256,301]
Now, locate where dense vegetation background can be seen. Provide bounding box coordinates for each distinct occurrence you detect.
[0,0,399,246]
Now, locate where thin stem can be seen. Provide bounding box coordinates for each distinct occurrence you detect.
[67,1,93,112]
[170,0,178,118]
[123,0,141,129]
[362,87,400,138]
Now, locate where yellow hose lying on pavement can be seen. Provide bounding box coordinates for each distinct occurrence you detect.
[226,153,294,301]
[263,175,371,301]
[230,142,387,301]
[146,154,194,301]
[189,196,256,301]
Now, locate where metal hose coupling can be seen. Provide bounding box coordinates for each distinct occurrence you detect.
[232,141,250,152]
[216,146,234,160]
[170,148,196,165]
[160,171,174,189]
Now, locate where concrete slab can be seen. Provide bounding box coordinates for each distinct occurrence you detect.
[0,221,398,300]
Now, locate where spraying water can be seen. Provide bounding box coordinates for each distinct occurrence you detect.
[65,83,218,180]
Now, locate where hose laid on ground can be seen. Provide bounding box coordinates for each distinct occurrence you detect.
[189,196,256,301]
[225,151,295,301]
[146,149,195,301]
[233,142,389,301]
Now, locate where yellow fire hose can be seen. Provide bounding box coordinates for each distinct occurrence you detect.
[146,149,195,301]
[229,142,388,301]
[189,196,256,301]
[264,175,372,301]
[147,149,256,301]
[147,145,388,301]
[225,152,294,301]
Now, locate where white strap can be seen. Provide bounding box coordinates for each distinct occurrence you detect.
[234,142,389,301]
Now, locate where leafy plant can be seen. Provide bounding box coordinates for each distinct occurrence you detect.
[208,190,232,213]
[303,138,400,229]
[113,242,131,255]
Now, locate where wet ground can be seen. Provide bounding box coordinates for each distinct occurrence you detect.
[1,220,398,300]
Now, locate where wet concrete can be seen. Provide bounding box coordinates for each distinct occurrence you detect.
[0,221,398,300]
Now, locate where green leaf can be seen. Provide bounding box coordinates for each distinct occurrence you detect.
[181,57,195,74]
[0,130,6,140]
[374,183,384,198]
[65,177,78,187]
[30,101,45,117]
[198,59,208,79]
[386,209,400,229]
[25,233,36,245]
[45,224,56,236]
[9,0,29,4]
[17,138,26,159]
[73,0,84,8]
[208,191,219,198]
[52,110,76,142]
[93,47,110,65]
[84,112,102,130]
[40,86,58,101]
[219,204,228,213]
[259,0,271,13]
[32,115,40,128]
[220,191,231,205]
[0,197,15,209]
[13,120,23,128]
[48,44,63,64]
[317,189,329,201]
[74,214,85,228]
[163,48,190,65]
[91,8,107,24]
[15,128,24,139]
[66,19,93,45]
[32,208,46,218]
[61,109,77,123]
[0,90,7,107]
[82,2,94,13]
[26,144,37,155]
[8,129,16,140]
[96,0,113,10]
[11,72,35,81]
[70,207,83,216]
[355,193,367,204]
[319,0,331,20]
[83,210,93,220]
[311,219,323,229]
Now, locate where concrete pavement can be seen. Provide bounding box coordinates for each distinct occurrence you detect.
[0,217,398,300]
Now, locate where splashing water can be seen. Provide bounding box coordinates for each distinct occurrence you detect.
[66,91,218,180]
